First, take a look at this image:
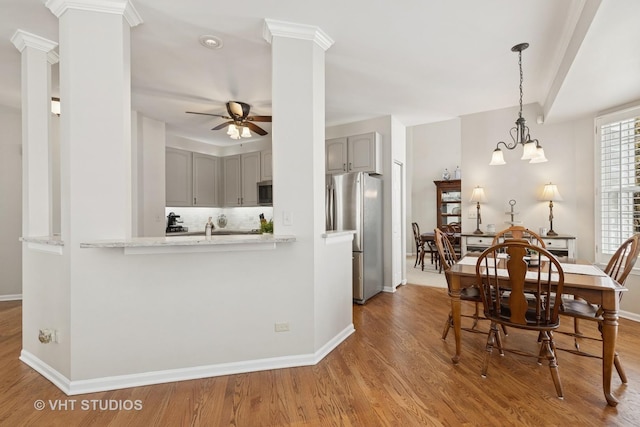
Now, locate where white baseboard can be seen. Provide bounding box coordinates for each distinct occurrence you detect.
[620,310,640,323]
[0,294,22,301]
[19,324,355,396]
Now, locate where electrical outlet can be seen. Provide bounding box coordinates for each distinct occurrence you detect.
[468,208,477,219]
[274,322,290,332]
[38,329,58,344]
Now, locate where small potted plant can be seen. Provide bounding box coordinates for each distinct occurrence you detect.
[260,219,274,234]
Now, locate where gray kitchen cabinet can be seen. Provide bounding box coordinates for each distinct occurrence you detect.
[260,149,273,181]
[223,155,242,206]
[326,137,348,174]
[223,152,261,206]
[192,153,220,206]
[166,148,219,207]
[326,132,381,175]
[241,151,260,205]
[165,147,192,206]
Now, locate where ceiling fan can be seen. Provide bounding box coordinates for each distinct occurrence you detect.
[186,101,272,139]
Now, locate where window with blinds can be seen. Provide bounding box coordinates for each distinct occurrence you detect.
[599,114,640,256]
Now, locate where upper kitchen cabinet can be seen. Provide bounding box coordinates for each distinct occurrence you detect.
[192,153,220,206]
[326,132,381,175]
[260,150,272,181]
[166,147,192,206]
[166,148,220,207]
[223,152,261,206]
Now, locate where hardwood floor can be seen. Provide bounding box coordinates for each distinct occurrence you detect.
[1,284,640,426]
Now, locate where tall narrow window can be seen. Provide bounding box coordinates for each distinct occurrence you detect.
[598,109,640,261]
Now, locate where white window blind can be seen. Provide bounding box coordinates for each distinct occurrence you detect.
[599,113,640,256]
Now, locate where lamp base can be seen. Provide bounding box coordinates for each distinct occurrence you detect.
[473,229,483,235]
[546,230,558,236]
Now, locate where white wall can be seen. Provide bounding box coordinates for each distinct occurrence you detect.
[132,112,166,237]
[460,103,593,259]
[409,118,461,245]
[0,107,23,299]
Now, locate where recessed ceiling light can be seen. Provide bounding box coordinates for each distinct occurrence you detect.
[199,35,223,50]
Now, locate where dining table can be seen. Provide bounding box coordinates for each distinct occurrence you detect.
[420,231,461,271]
[445,254,626,407]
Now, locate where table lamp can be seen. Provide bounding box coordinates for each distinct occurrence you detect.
[540,183,562,236]
[469,186,486,234]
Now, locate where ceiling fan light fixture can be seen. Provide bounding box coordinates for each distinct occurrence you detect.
[241,126,252,138]
[227,124,237,135]
[199,35,223,50]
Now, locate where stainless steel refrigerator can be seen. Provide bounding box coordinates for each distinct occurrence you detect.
[326,172,383,304]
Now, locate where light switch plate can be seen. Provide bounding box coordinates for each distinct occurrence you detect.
[283,211,293,226]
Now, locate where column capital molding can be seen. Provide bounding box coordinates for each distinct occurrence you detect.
[263,19,334,51]
[45,0,143,27]
[11,30,58,53]
[48,51,60,65]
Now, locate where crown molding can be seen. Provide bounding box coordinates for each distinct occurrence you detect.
[263,19,334,51]
[10,30,58,53]
[45,0,143,27]
[48,51,60,65]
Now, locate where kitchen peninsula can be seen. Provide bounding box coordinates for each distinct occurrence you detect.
[18,11,355,398]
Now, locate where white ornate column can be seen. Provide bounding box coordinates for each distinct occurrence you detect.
[46,0,142,241]
[262,19,333,239]
[11,31,58,237]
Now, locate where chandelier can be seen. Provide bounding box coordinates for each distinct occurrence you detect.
[489,43,547,165]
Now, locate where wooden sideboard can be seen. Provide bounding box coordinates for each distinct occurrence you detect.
[460,232,577,258]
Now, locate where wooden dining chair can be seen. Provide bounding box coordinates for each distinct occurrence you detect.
[437,223,461,272]
[492,225,546,247]
[476,240,565,399]
[435,228,500,341]
[411,222,425,268]
[557,233,640,383]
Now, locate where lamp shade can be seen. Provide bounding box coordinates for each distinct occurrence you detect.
[489,149,506,166]
[520,141,538,160]
[241,126,252,138]
[227,124,237,135]
[529,146,548,163]
[540,183,563,201]
[469,186,487,203]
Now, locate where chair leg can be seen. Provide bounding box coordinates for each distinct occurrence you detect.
[442,312,453,340]
[614,352,627,383]
[481,323,499,378]
[574,316,582,335]
[501,325,508,336]
[414,244,419,267]
[539,331,564,399]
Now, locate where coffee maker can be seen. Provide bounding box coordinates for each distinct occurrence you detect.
[166,212,187,233]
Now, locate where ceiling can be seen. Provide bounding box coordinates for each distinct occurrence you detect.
[1,0,639,146]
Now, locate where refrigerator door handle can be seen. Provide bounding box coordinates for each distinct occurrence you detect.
[325,183,334,230]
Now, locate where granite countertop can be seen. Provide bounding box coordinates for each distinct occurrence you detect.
[166,229,261,236]
[80,233,296,248]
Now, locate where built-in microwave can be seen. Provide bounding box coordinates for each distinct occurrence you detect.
[257,180,273,205]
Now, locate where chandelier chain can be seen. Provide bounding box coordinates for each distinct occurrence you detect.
[518,50,523,119]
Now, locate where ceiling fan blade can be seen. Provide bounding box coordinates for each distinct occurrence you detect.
[186,111,229,119]
[247,115,272,122]
[212,121,235,131]
[245,121,268,136]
